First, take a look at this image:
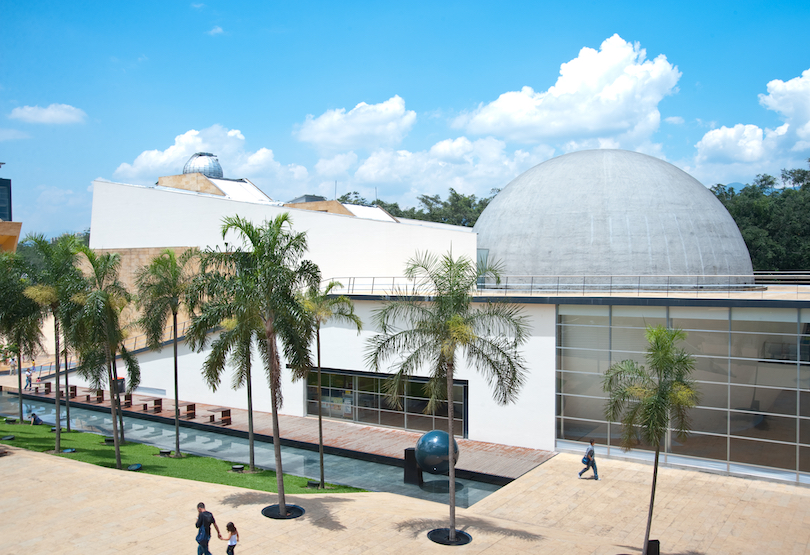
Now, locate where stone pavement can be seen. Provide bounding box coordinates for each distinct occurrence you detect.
[2,444,810,554]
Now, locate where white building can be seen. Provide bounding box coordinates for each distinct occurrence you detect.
[84,150,810,484]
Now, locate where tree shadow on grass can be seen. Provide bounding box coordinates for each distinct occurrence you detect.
[219,491,355,531]
[393,516,544,542]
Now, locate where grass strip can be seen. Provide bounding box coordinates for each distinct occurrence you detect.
[0,419,364,494]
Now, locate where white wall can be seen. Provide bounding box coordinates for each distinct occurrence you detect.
[314,299,558,451]
[89,180,476,281]
[68,299,557,451]
[68,334,305,419]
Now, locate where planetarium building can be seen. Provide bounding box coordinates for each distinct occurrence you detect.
[86,149,810,484]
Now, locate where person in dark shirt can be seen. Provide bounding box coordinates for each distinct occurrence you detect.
[195,502,221,555]
[29,413,43,426]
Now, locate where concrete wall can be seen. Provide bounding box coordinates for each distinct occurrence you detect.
[90,179,476,281]
[67,298,557,451]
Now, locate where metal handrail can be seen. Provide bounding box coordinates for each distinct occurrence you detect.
[324,274,810,300]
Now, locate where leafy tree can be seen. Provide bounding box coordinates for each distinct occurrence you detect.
[603,325,698,555]
[186,251,268,472]
[188,213,319,515]
[367,251,528,543]
[136,248,197,458]
[0,252,44,421]
[22,234,83,452]
[300,281,362,489]
[713,159,810,270]
[72,248,141,470]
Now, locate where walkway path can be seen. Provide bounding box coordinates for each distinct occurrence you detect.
[2,444,809,554]
[0,375,553,480]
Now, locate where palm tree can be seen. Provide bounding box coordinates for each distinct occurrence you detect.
[300,281,362,489]
[136,248,197,458]
[188,213,319,516]
[72,248,141,470]
[22,234,82,452]
[603,325,699,555]
[366,251,529,544]
[0,252,45,422]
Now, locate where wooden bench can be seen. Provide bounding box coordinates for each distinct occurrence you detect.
[138,396,163,413]
[84,390,104,403]
[123,393,132,408]
[34,382,52,395]
[58,385,78,399]
[207,407,232,426]
[174,401,196,419]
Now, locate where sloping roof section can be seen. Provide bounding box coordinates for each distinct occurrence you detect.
[342,204,397,222]
[208,178,276,204]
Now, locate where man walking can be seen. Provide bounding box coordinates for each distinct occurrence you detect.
[24,367,32,390]
[195,502,221,555]
[578,439,600,480]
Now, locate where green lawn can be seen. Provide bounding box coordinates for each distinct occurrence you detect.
[0,419,364,494]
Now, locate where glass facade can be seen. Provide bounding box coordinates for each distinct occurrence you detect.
[556,303,810,481]
[306,368,467,437]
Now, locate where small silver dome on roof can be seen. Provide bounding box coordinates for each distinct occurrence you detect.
[183,152,223,179]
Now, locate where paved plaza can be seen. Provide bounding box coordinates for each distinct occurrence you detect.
[2,442,810,554]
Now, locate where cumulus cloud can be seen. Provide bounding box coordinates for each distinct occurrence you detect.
[296,95,416,151]
[113,124,308,200]
[208,25,224,35]
[9,103,87,124]
[324,136,552,208]
[693,68,810,179]
[453,34,680,150]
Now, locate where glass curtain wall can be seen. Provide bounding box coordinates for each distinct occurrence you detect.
[556,304,810,482]
[306,369,467,437]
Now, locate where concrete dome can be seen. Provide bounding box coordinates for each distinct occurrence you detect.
[474,150,753,281]
[183,152,223,179]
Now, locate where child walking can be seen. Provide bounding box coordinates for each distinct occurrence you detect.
[221,522,238,554]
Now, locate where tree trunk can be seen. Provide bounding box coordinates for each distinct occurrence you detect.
[16,348,23,422]
[246,357,255,471]
[53,315,61,452]
[266,325,286,515]
[316,327,325,489]
[106,353,122,470]
[63,341,71,432]
[111,356,125,443]
[643,446,661,555]
[447,365,456,541]
[270,376,285,513]
[173,312,181,457]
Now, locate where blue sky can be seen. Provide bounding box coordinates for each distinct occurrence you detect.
[2,1,809,237]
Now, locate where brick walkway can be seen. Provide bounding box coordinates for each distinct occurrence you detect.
[0,376,553,480]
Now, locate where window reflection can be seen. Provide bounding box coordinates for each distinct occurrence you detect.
[305,370,467,437]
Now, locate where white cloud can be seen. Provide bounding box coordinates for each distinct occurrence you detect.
[208,26,223,35]
[665,116,684,125]
[453,34,680,150]
[692,67,810,182]
[315,152,358,177]
[113,125,307,200]
[296,95,416,151]
[338,136,551,207]
[0,128,29,141]
[9,103,87,124]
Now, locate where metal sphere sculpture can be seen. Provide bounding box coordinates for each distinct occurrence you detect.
[415,430,459,475]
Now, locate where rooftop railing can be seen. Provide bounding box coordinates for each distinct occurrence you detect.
[327,273,810,301]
